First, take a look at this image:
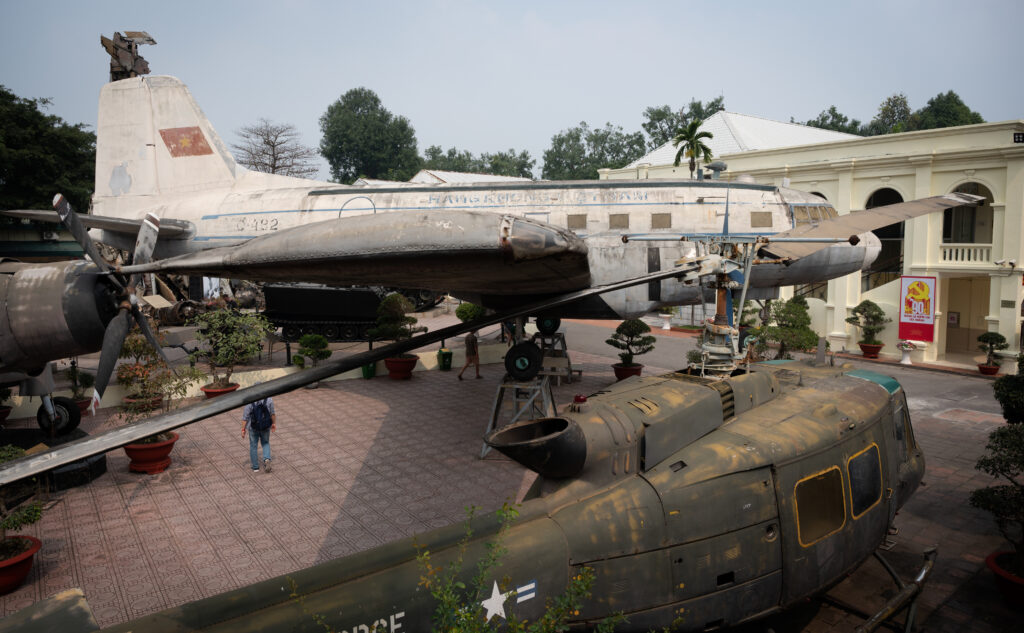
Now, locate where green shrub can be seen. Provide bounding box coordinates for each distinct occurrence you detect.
[969,424,1024,575]
[293,334,332,369]
[764,297,818,359]
[977,332,1009,367]
[845,300,890,345]
[189,309,272,387]
[456,302,486,323]
[993,354,1024,424]
[605,319,656,366]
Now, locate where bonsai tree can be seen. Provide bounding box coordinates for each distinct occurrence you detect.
[116,331,167,399]
[368,293,427,358]
[605,318,656,367]
[763,296,818,360]
[64,360,95,402]
[993,354,1024,424]
[292,334,332,369]
[845,299,890,346]
[978,331,1009,368]
[0,444,43,564]
[455,301,486,323]
[969,424,1024,577]
[189,309,273,388]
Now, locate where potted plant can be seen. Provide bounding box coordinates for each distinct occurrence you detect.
[977,332,1008,376]
[118,331,205,474]
[993,354,1024,424]
[605,318,656,380]
[0,445,43,594]
[368,293,427,380]
[117,331,168,412]
[0,388,12,424]
[190,309,273,398]
[64,360,95,416]
[897,340,916,366]
[845,299,891,358]
[292,333,332,388]
[969,424,1024,606]
[763,296,818,360]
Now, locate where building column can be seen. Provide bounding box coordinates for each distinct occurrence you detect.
[992,154,1024,354]
[906,156,942,362]
[825,161,859,351]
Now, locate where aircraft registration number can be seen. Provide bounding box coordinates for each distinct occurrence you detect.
[236,217,280,232]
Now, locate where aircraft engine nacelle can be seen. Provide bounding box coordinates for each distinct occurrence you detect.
[0,260,117,374]
[486,371,779,484]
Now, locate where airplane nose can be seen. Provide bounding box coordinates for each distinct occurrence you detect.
[859,231,882,271]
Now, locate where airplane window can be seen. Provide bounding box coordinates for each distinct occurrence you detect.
[609,214,629,230]
[792,207,811,226]
[848,445,882,518]
[795,466,846,546]
[567,214,587,230]
[651,213,672,229]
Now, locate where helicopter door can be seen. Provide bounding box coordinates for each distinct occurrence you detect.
[774,427,888,603]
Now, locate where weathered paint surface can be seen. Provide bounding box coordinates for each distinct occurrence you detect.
[10,360,923,633]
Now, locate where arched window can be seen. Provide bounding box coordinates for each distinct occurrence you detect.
[862,188,904,291]
[945,183,994,244]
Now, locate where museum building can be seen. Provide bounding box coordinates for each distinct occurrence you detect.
[600,112,1024,365]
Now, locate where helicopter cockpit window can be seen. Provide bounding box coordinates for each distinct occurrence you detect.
[795,466,846,546]
[848,444,882,518]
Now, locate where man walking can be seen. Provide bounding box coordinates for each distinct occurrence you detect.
[457,329,482,380]
[242,396,276,472]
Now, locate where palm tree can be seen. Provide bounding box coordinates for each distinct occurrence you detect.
[672,119,714,179]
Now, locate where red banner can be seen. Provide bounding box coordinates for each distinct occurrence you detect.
[898,276,936,341]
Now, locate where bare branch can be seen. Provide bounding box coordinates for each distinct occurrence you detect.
[231,118,319,178]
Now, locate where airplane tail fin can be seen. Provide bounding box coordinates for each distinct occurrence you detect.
[93,76,239,213]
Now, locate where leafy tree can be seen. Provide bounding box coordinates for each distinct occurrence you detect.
[542,122,645,180]
[605,318,656,367]
[804,105,863,135]
[641,97,724,149]
[319,87,421,184]
[672,119,714,179]
[231,118,319,178]
[905,90,984,131]
[423,145,484,173]
[0,85,95,213]
[481,148,534,179]
[763,296,819,360]
[863,93,911,136]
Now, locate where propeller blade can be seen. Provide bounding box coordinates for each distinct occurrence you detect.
[127,213,161,290]
[131,305,170,364]
[89,309,131,414]
[52,194,122,289]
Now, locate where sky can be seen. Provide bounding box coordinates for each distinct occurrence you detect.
[2,0,1022,181]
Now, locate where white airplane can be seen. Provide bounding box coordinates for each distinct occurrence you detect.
[0,73,983,423]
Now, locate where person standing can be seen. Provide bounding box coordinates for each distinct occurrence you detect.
[457,330,482,380]
[242,396,276,472]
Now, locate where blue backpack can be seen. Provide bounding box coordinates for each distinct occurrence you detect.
[250,399,273,432]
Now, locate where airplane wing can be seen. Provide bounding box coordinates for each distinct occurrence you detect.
[0,254,726,487]
[0,209,193,239]
[761,192,984,260]
[120,210,592,295]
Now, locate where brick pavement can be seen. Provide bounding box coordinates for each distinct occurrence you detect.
[0,347,1018,631]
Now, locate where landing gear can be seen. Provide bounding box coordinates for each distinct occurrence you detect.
[505,341,543,381]
[535,317,561,336]
[36,396,81,435]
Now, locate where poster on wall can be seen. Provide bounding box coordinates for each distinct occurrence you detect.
[899,276,936,341]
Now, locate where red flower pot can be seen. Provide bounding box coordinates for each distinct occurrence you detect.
[75,398,92,416]
[858,343,884,359]
[978,364,1000,376]
[986,551,1024,609]
[200,383,240,399]
[384,356,418,380]
[0,535,42,595]
[123,432,179,474]
[612,363,644,381]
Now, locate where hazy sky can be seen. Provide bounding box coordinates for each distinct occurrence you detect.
[2,0,1021,180]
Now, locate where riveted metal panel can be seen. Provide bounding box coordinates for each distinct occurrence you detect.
[726,371,780,417]
[669,519,782,602]
[553,477,665,563]
[655,468,779,544]
[577,549,673,616]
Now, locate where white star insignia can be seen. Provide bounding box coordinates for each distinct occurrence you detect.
[481,581,511,621]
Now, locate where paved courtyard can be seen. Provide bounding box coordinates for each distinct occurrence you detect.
[0,325,1018,631]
